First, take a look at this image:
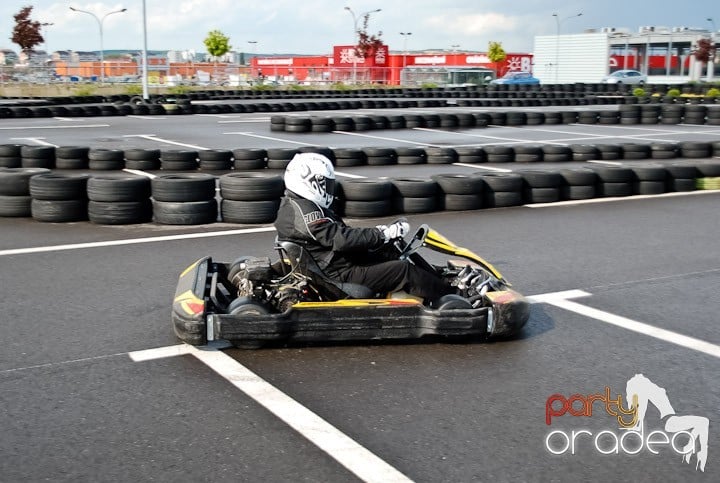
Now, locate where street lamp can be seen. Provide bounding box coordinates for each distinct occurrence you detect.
[69,5,127,83]
[41,22,54,62]
[400,32,412,69]
[344,6,381,84]
[552,12,582,84]
[708,18,717,33]
[248,40,258,76]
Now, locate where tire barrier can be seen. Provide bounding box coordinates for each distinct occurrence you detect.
[29,172,89,222]
[151,173,217,225]
[87,174,152,225]
[218,173,284,224]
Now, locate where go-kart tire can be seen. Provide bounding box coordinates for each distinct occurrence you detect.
[31,199,88,223]
[0,157,21,168]
[433,294,472,310]
[151,174,217,202]
[87,175,151,202]
[342,199,392,218]
[227,297,270,349]
[29,173,89,200]
[477,173,523,192]
[220,199,280,224]
[390,178,438,198]
[0,168,51,196]
[393,196,437,214]
[0,195,32,217]
[340,179,393,201]
[152,200,218,225]
[88,200,152,225]
[228,257,254,286]
[559,168,597,186]
[561,184,596,200]
[219,173,284,201]
[441,193,483,211]
[432,174,484,195]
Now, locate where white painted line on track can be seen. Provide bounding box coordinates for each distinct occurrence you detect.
[53,117,75,121]
[530,291,720,359]
[330,130,441,147]
[223,132,319,146]
[129,343,413,483]
[587,160,623,166]
[218,118,271,123]
[126,115,166,120]
[122,134,208,150]
[335,171,367,179]
[525,188,720,208]
[0,124,110,130]
[123,168,157,178]
[9,137,57,147]
[0,226,277,257]
[452,162,512,173]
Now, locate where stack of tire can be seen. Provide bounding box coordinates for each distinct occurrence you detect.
[432,174,484,211]
[199,149,234,170]
[0,144,23,168]
[363,147,397,166]
[160,150,198,171]
[390,178,438,214]
[683,105,706,125]
[660,104,684,125]
[592,166,634,197]
[266,148,298,170]
[628,165,668,195]
[124,149,161,170]
[514,145,544,163]
[695,162,720,190]
[665,164,697,192]
[650,143,678,160]
[707,107,720,126]
[29,173,89,222]
[477,173,524,208]
[395,147,426,165]
[559,168,598,200]
[519,171,562,204]
[232,148,268,170]
[620,143,651,160]
[151,174,217,225]
[678,141,712,159]
[337,179,393,218]
[55,146,90,169]
[86,175,153,224]
[22,146,55,169]
[219,173,283,224]
[0,168,50,217]
[88,148,125,170]
[333,148,366,167]
[425,147,458,164]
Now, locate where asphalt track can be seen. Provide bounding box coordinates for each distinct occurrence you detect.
[1,105,719,482]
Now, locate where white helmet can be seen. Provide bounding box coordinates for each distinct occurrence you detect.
[284,152,336,208]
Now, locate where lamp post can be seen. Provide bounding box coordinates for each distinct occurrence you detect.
[708,18,717,81]
[248,40,257,77]
[41,22,54,62]
[69,6,127,83]
[552,12,582,84]
[400,32,412,71]
[344,6,381,85]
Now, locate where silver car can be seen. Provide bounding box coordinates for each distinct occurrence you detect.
[602,69,647,85]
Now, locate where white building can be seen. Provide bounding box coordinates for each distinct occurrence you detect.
[533,25,718,84]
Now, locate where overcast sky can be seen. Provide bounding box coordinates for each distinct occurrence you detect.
[2,1,717,55]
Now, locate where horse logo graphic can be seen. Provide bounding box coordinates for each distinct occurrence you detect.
[625,374,709,471]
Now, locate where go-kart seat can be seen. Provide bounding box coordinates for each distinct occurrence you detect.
[277,240,376,299]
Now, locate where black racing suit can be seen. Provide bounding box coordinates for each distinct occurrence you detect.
[274,191,453,301]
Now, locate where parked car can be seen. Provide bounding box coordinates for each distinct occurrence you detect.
[489,71,540,85]
[601,70,647,85]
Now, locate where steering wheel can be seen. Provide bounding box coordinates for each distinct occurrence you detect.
[396,224,429,261]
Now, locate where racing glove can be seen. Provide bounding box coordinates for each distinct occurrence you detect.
[377,220,410,242]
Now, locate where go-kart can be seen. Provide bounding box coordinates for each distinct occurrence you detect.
[172,224,530,348]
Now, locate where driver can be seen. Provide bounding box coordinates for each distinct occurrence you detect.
[274,152,454,302]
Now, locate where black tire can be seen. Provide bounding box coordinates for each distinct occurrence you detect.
[634,181,666,195]
[620,144,651,160]
[694,163,720,177]
[0,144,24,157]
[233,157,268,171]
[570,144,600,161]
[484,191,523,208]
[340,179,393,201]
[56,146,90,159]
[431,173,484,195]
[221,199,280,224]
[0,195,32,217]
[152,200,218,225]
[21,157,54,169]
[669,178,696,192]
[455,147,486,164]
[31,199,88,222]
[442,193,483,211]
[598,182,632,197]
[592,166,634,183]
[88,200,152,224]
[198,149,233,171]
[519,170,562,188]
[629,165,667,182]
[125,159,161,170]
[395,147,426,165]
[87,175,152,202]
[125,148,161,161]
[89,148,124,162]
[391,178,438,198]
[342,199,393,218]
[0,167,51,196]
[596,144,623,160]
[29,173,89,200]
[393,196,437,214]
[21,146,55,160]
[561,184,596,200]
[665,164,698,179]
[0,156,21,168]
[524,187,560,204]
[425,147,458,164]
[151,173,217,202]
[89,158,126,170]
[477,173,523,192]
[650,143,678,159]
[559,168,597,186]
[219,173,284,201]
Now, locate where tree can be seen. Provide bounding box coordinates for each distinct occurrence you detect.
[693,37,715,63]
[203,29,231,82]
[355,14,383,59]
[11,6,44,54]
[204,29,231,60]
[487,41,507,77]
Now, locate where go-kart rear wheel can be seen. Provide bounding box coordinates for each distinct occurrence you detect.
[228,256,254,285]
[433,294,473,310]
[227,296,269,349]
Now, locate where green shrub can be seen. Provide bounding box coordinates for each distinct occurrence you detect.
[706,88,720,98]
[73,85,96,96]
[124,84,143,95]
[420,82,438,89]
[167,85,190,95]
[667,88,681,97]
[632,87,646,97]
